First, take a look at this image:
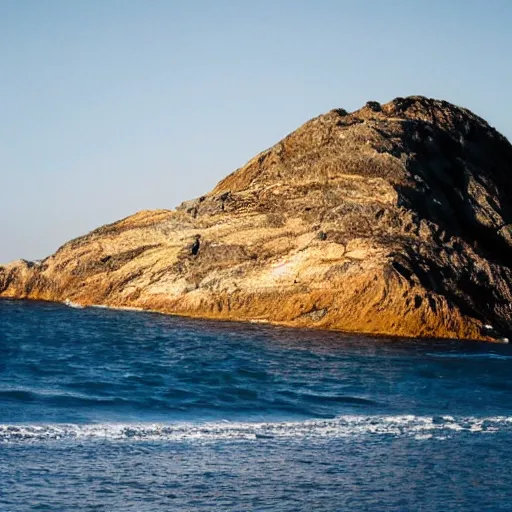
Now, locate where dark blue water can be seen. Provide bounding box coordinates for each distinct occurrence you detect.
[1,299,512,511]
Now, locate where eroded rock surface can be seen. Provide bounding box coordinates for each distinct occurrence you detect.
[2,96,511,340]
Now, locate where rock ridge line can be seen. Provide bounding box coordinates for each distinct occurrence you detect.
[1,96,511,341]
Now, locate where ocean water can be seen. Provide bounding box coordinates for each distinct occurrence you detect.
[1,300,511,511]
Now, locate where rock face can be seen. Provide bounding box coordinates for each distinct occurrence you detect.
[1,96,512,341]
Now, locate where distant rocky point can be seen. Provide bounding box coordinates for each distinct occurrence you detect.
[1,96,511,341]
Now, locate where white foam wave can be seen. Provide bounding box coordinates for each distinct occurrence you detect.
[63,299,84,309]
[90,304,144,312]
[1,415,511,444]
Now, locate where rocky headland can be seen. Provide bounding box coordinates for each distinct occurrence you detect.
[1,96,511,341]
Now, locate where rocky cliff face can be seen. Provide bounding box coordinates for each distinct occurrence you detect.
[1,96,511,341]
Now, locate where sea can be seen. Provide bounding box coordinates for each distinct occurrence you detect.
[1,299,511,511]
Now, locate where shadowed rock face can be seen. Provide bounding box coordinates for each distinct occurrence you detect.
[1,96,511,341]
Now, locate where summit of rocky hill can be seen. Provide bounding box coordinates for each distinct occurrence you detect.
[1,96,511,341]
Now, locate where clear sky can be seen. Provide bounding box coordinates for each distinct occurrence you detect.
[1,0,511,262]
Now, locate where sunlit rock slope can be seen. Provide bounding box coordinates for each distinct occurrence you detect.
[2,96,511,341]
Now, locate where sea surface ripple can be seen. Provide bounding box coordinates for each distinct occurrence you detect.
[1,299,511,511]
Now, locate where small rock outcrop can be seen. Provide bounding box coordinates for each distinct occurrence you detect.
[1,96,511,341]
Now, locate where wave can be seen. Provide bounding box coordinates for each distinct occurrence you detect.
[2,415,511,444]
[90,304,144,312]
[63,299,84,309]
[0,388,129,407]
[426,353,512,360]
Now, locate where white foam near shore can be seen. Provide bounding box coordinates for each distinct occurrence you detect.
[90,304,146,312]
[63,299,84,309]
[1,415,511,444]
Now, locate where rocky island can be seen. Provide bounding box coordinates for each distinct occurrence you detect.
[1,96,511,341]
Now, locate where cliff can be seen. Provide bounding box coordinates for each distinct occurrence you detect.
[1,96,511,341]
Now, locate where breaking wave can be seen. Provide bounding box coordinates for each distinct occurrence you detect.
[63,299,84,309]
[2,415,512,444]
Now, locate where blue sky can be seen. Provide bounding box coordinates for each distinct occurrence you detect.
[1,0,511,262]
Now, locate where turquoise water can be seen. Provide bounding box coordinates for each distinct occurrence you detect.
[1,299,511,510]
